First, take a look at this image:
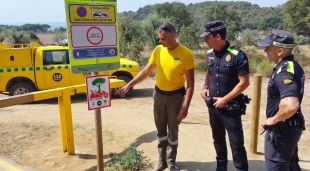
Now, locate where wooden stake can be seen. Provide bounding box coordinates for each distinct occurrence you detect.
[249,74,262,154]
[92,72,104,171]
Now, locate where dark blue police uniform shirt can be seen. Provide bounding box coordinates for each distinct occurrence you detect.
[207,42,249,98]
[266,55,305,118]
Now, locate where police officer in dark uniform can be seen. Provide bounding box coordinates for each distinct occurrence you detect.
[200,20,249,171]
[257,29,305,171]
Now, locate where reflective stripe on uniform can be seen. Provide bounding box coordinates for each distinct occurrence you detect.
[207,49,213,53]
[168,138,178,145]
[157,136,168,142]
[287,61,294,74]
[227,47,239,56]
[276,61,294,74]
[277,67,282,74]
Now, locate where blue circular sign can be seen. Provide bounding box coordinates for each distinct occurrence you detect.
[77,6,87,17]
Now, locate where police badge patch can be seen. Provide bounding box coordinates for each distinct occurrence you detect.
[283,79,292,85]
[226,55,232,62]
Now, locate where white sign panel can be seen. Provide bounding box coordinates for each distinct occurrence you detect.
[86,75,111,110]
[71,25,117,48]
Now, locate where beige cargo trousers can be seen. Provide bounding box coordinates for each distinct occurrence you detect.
[153,90,184,166]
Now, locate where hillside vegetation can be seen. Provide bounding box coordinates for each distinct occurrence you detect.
[0,0,309,74]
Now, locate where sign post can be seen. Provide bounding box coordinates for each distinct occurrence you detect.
[95,101,104,170]
[64,0,119,170]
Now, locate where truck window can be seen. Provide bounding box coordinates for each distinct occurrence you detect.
[43,50,69,65]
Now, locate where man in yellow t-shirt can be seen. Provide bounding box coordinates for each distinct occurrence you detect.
[119,23,194,171]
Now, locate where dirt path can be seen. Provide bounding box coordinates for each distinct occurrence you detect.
[0,73,310,171]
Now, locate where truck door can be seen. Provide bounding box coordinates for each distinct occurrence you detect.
[42,50,71,89]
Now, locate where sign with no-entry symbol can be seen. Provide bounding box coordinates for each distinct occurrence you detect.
[65,0,120,73]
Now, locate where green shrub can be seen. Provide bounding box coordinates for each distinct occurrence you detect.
[258,60,273,76]
[237,29,262,47]
[295,35,310,45]
[245,48,273,76]
[128,55,149,68]
[194,51,207,61]
[108,144,151,171]
[195,61,206,72]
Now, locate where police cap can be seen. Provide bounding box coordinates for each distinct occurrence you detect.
[257,29,295,48]
[200,20,226,38]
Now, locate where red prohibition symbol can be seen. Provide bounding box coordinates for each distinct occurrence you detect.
[86,26,104,45]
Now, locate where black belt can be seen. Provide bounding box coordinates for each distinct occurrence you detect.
[155,86,185,95]
[285,112,305,130]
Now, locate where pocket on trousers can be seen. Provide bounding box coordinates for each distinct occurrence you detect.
[265,132,287,162]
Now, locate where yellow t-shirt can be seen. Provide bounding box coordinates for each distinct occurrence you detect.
[148,44,194,91]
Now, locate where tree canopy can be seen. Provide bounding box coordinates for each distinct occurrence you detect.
[116,1,309,52]
[284,0,310,36]
[92,78,106,92]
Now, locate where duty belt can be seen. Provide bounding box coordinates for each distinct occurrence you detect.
[285,112,305,130]
[260,112,305,135]
[204,94,250,115]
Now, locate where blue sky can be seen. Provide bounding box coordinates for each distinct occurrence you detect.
[0,0,287,24]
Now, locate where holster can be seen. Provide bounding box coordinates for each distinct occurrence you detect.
[204,94,250,115]
[204,96,214,107]
[265,112,305,147]
[265,125,283,147]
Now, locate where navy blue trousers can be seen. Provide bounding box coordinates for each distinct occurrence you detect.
[208,107,248,171]
[265,124,302,171]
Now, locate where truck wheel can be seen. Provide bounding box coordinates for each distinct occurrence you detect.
[9,82,35,96]
[112,75,133,98]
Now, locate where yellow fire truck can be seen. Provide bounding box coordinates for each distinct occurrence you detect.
[0,42,139,97]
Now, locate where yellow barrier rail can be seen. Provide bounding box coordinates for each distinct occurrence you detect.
[0,79,125,155]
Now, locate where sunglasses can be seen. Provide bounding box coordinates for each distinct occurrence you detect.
[159,24,174,33]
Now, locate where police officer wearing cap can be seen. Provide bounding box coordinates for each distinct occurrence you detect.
[200,20,249,171]
[257,29,305,171]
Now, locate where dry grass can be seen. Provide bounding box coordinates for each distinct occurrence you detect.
[37,33,57,45]
[299,45,310,58]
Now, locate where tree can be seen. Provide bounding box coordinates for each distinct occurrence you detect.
[92,78,105,92]
[0,28,4,43]
[141,14,168,48]
[178,24,200,50]
[9,31,39,44]
[156,2,193,32]
[258,15,282,30]
[238,29,262,46]
[133,5,156,20]
[203,3,241,40]
[53,27,67,33]
[119,15,145,58]
[284,0,310,36]
[19,24,51,33]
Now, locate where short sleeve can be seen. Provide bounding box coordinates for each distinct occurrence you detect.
[185,51,195,70]
[235,51,249,75]
[274,72,299,98]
